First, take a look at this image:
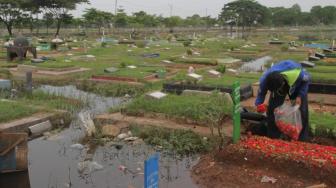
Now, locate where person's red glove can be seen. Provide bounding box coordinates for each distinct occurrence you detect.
[257,104,267,113]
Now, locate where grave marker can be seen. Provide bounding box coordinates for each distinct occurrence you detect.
[232,81,241,144]
[144,153,159,188]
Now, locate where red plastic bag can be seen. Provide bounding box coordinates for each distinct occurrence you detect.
[274,104,302,140]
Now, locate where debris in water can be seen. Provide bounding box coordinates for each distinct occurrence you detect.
[117,133,128,140]
[78,161,104,173]
[261,175,277,184]
[78,111,96,137]
[124,137,138,141]
[70,143,85,150]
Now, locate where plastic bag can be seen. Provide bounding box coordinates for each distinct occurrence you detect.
[274,103,302,140]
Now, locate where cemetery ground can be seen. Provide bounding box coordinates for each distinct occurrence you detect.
[0,28,336,187]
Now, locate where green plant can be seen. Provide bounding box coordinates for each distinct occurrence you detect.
[119,62,127,68]
[130,125,211,155]
[186,49,193,56]
[183,40,192,47]
[216,64,226,73]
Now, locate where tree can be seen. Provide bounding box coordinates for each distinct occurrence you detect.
[0,0,25,36]
[37,0,88,36]
[131,11,159,27]
[163,16,183,28]
[83,8,113,33]
[114,9,128,28]
[43,12,54,34]
[219,0,269,36]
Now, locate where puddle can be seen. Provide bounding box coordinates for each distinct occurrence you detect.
[239,56,272,72]
[304,43,330,49]
[1,86,199,188]
[28,128,199,188]
[38,85,124,115]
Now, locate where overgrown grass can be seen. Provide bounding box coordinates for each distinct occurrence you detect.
[76,80,147,97]
[0,100,38,123]
[310,111,336,138]
[130,125,211,155]
[123,93,232,123]
[22,91,84,113]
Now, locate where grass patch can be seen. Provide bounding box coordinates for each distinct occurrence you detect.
[124,93,232,123]
[310,111,336,138]
[130,125,211,155]
[20,91,84,114]
[0,100,38,123]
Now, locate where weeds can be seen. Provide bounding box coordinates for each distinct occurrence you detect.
[130,125,211,155]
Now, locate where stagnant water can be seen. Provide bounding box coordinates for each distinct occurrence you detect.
[0,86,199,188]
[239,56,272,72]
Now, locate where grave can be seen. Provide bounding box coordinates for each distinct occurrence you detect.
[146,91,167,100]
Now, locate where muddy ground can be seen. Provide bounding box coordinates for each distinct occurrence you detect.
[192,149,334,188]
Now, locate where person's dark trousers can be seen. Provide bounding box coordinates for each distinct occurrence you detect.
[266,92,309,141]
[299,94,309,141]
[267,92,286,139]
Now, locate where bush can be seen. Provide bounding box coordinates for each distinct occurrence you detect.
[216,65,226,73]
[130,125,211,155]
[183,40,192,47]
[135,40,147,48]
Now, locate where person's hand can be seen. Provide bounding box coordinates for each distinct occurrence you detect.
[257,104,267,113]
[291,97,302,107]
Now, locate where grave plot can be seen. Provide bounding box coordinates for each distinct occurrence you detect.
[91,66,177,84]
[10,64,90,77]
[105,92,233,134]
[192,136,336,188]
[164,68,260,99]
[0,91,81,135]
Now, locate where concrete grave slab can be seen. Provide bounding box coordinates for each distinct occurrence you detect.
[187,73,202,80]
[146,91,167,100]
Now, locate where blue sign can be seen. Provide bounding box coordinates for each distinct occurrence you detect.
[144,153,159,188]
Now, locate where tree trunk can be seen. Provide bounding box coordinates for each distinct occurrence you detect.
[55,19,62,37]
[6,23,13,36]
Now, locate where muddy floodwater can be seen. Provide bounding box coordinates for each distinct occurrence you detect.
[1,86,199,188]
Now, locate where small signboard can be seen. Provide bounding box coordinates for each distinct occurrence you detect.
[144,153,159,188]
[232,81,241,143]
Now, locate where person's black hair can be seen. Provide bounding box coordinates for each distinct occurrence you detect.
[265,71,288,93]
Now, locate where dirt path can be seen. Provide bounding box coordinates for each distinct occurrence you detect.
[95,113,233,137]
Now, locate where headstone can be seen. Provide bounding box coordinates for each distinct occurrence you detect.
[227,68,239,75]
[31,58,45,64]
[323,48,333,53]
[104,67,119,73]
[146,91,167,100]
[161,60,173,64]
[144,154,159,188]
[187,73,202,80]
[127,65,137,69]
[300,61,315,68]
[308,56,320,61]
[208,70,221,77]
[315,52,325,59]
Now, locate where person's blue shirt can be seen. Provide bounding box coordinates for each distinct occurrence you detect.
[255,60,311,106]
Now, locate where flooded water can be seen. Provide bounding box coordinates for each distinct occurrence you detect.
[2,85,199,188]
[239,56,272,72]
